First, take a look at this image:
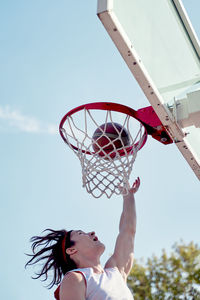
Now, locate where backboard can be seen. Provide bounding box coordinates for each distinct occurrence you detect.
[97,0,200,180]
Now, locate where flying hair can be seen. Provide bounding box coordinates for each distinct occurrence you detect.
[25,229,76,288]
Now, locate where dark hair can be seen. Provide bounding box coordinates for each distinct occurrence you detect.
[25,229,77,288]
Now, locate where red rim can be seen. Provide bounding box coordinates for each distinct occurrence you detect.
[59,102,148,155]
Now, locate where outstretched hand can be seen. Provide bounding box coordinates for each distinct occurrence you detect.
[129,177,140,194]
[119,177,140,195]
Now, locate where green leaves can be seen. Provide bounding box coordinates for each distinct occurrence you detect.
[128,241,200,299]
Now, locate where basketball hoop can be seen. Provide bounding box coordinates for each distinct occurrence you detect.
[59,102,148,198]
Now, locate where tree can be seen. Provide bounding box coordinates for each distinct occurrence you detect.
[128,241,200,300]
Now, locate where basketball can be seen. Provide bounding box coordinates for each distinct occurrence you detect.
[92,122,130,154]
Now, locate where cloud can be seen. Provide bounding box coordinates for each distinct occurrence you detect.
[0,105,57,134]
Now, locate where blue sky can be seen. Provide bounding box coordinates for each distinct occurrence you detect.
[1,1,200,299]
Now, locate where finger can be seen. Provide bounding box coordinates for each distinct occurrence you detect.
[118,186,123,193]
[135,177,140,186]
[132,177,139,188]
[131,177,140,192]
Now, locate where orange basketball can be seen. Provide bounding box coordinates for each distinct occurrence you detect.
[92,122,130,154]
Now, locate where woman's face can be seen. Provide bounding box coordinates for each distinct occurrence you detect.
[69,230,105,256]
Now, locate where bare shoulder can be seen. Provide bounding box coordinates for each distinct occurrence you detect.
[105,240,134,282]
[104,259,127,281]
[60,271,86,300]
[104,256,116,269]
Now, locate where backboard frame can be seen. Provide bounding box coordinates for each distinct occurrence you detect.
[97,0,200,180]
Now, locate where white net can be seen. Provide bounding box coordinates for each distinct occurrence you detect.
[61,108,146,198]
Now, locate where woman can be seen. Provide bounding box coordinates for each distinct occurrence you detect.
[26,178,140,300]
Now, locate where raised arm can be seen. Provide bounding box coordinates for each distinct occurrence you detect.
[105,177,140,280]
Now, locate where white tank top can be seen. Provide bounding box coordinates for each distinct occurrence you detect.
[69,267,133,300]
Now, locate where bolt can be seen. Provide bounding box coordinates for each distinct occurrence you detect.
[161,137,167,143]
